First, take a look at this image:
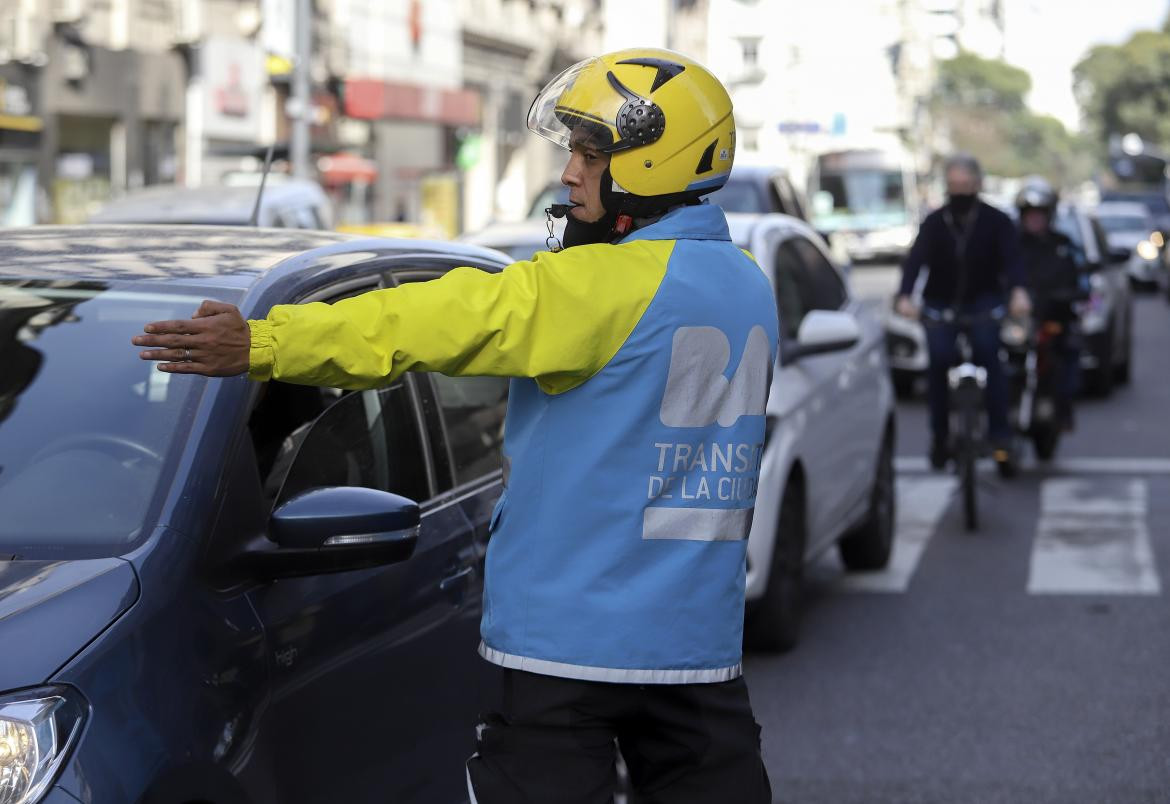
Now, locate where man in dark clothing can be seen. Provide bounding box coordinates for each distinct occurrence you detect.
[896,154,1031,470]
[1015,178,1087,430]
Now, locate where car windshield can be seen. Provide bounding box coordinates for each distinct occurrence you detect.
[0,280,241,556]
[707,178,769,214]
[819,170,906,215]
[1097,215,1150,233]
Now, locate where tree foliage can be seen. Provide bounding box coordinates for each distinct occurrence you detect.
[933,50,1092,186]
[1074,29,1170,151]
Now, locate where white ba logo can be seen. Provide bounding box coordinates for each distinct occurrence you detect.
[659,325,771,427]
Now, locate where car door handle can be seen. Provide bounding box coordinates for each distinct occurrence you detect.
[439,566,475,594]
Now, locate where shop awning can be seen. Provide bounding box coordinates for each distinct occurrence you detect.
[317,152,378,184]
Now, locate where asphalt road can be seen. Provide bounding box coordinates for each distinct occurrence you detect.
[744,269,1170,803]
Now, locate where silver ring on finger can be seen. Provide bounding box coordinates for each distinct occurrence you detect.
[183,347,192,363]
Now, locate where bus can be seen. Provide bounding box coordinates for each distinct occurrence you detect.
[809,148,918,263]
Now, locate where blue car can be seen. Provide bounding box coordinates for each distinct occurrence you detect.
[0,226,511,803]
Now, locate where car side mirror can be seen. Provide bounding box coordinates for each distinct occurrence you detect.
[782,309,861,363]
[1110,246,1131,264]
[235,487,420,580]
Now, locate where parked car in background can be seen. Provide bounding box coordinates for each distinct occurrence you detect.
[473,211,896,652]
[706,164,809,221]
[884,203,1133,399]
[1094,200,1165,291]
[0,225,512,803]
[460,219,552,262]
[87,178,334,230]
[524,164,809,223]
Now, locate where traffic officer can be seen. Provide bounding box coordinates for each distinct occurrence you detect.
[134,49,777,803]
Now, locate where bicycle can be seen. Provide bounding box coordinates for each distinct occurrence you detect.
[921,306,1007,531]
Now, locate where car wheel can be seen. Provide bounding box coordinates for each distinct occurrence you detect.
[892,371,917,399]
[744,477,806,653]
[838,428,895,571]
[1084,330,1115,397]
[1114,319,1132,385]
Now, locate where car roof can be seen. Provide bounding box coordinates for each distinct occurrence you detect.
[0,226,511,291]
[728,163,788,180]
[87,181,327,225]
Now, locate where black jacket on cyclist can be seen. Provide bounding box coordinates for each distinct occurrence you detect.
[900,199,1026,307]
[1018,230,1087,324]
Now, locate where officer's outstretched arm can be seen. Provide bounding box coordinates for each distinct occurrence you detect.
[247,241,670,393]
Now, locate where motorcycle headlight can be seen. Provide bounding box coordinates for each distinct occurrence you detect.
[1000,321,1029,347]
[0,687,86,804]
[1151,231,1164,248]
[1136,240,1158,261]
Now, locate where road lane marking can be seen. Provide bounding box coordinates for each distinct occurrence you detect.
[1028,478,1160,595]
[832,476,956,593]
[895,456,1170,475]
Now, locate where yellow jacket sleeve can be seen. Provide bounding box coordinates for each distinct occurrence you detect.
[247,239,674,394]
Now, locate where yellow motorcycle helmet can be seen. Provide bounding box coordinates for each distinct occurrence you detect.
[528,48,736,209]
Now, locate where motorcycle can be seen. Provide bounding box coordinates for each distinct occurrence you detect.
[1002,315,1071,462]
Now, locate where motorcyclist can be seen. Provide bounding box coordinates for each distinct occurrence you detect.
[896,154,1031,471]
[1015,177,1087,430]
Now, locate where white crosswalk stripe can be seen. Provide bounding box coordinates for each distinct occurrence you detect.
[824,475,956,593]
[1027,478,1161,595]
[817,466,1164,596]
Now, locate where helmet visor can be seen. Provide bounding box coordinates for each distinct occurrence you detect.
[528,57,621,151]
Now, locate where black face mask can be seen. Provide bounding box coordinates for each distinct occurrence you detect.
[561,207,619,249]
[948,193,977,215]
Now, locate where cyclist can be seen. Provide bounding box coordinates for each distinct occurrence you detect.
[1015,177,1087,431]
[896,154,1031,471]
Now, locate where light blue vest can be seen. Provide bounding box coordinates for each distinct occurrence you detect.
[479,204,779,683]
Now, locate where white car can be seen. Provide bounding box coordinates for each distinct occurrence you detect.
[728,213,896,651]
[465,211,897,653]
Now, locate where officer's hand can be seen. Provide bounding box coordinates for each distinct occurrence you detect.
[1009,287,1032,320]
[894,294,919,320]
[132,300,251,376]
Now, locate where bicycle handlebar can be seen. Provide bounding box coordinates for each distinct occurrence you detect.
[920,305,1007,328]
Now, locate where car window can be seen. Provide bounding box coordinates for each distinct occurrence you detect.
[270,383,429,507]
[772,175,804,219]
[773,242,808,339]
[0,281,239,556]
[790,236,847,311]
[394,271,509,489]
[708,178,768,214]
[429,374,508,488]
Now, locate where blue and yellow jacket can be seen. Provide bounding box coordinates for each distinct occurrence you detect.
[249,203,779,683]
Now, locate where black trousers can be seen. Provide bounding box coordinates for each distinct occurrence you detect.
[466,669,771,804]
